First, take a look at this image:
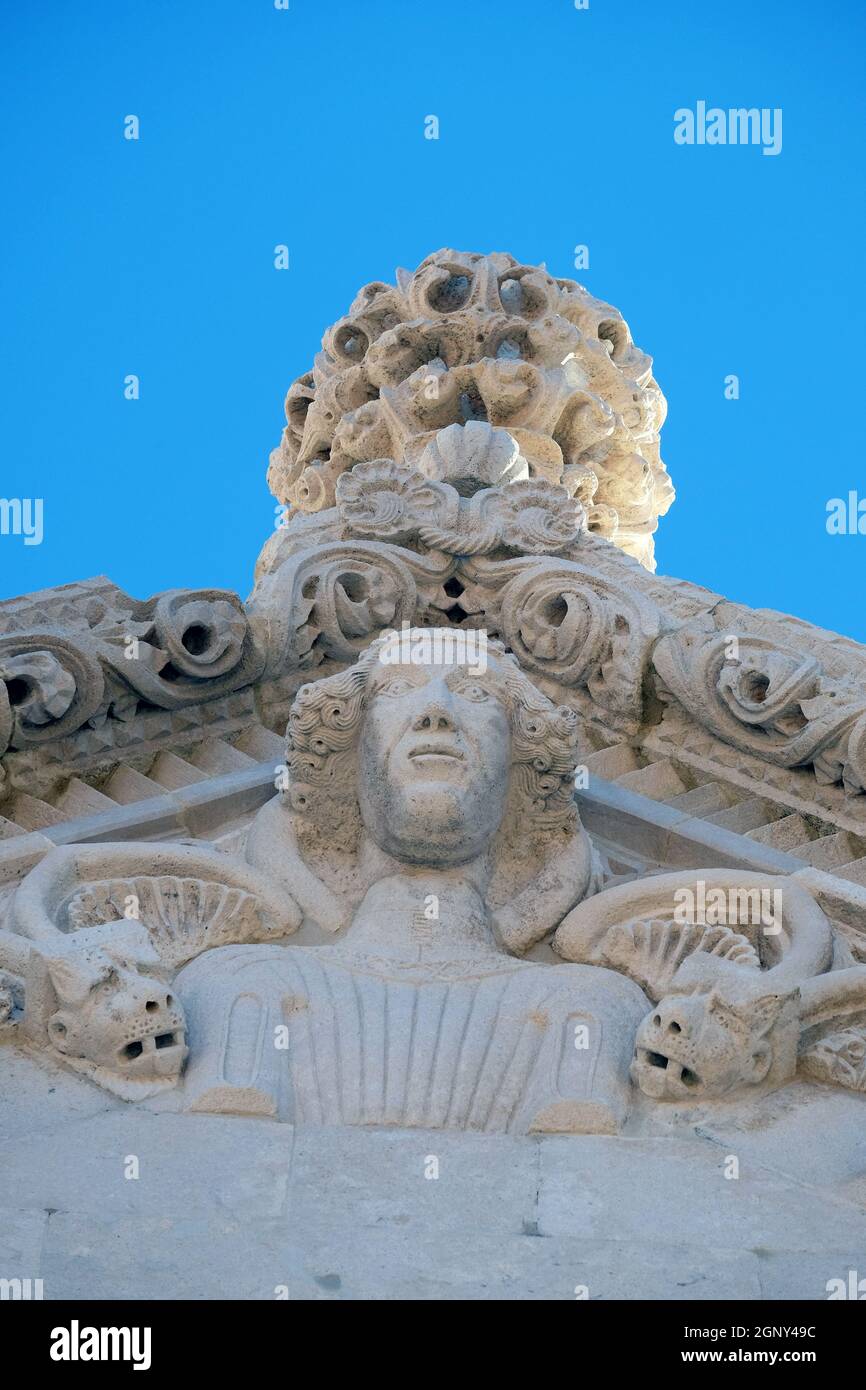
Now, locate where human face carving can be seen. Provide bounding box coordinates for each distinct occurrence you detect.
[358,659,511,866]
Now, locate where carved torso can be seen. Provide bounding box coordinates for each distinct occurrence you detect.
[177,938,647,1134]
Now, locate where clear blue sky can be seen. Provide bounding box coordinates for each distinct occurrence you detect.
[2,0,864,641]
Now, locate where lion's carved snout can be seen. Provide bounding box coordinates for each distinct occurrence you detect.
[631,984,800,1101]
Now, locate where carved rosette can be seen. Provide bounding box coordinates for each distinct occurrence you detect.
[336,462,460,543]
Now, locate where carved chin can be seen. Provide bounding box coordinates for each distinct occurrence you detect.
[383,808,486,862]
[365,784,502,863]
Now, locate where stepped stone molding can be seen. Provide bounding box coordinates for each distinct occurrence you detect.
[641,722,866,834]
[265,249,673,570]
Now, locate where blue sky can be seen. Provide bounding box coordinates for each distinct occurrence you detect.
[1,0,864,641]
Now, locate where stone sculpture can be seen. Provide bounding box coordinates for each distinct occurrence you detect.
[4,631,866,1128]
[0,842,300,1097]
[555,870,866,1100]
[265,249,673,570]
[3,251,866,1165]
[178,635,647,1133]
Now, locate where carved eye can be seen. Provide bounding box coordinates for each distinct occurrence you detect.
[453,681,490,702]
[377,676,415,698]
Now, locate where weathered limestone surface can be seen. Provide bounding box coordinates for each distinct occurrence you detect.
[4,252,866,1302]
[3,1047,866,1300]
[264,250,673,570]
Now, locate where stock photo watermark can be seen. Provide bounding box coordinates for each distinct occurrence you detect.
[674,102,782,156]
[50,1322,152,1370]
[378,622,488,675]
[826,491,866,535]
[0,1276,43,1300]
[0,497,43,546]
[673,880,782,935]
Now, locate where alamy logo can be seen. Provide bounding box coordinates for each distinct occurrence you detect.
[674,102,782,156]
[826,1269,866,1300]
[826,492,866,535]
[0,1276,43,1299]
[673,882,782,935]
[50,1320,152,1371]
[0,497,43,546]
[379,623,488,675]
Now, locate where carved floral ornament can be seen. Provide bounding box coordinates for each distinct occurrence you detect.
[265,249,673,570]
[247,531,662,722]
[8,534,866,798]
[335,453,586,554]
[0,465,656,759]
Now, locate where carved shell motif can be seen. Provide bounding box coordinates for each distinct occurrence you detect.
[65,876,281,970]
[595,918,760,1001]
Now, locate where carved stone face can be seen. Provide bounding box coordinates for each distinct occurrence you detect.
[45,943,188,1085]
[358,657,511,866]
[630,986,795,1100]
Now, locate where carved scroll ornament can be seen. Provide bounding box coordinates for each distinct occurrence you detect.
[654,628,866,795]
[0,590,263,760]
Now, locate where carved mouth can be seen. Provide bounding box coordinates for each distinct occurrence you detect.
[407,743,464,764]
[119,1030,187,1070]
[633,1046,701,1093]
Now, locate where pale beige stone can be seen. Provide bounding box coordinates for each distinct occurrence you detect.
[265,250,673,570]
[3,250,866,1301]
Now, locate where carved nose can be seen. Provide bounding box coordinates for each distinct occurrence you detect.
[412,704,455,733]
[652,1000,688,1036]
[144,991,173,1014]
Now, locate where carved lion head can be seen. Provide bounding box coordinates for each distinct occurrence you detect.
[631,967,801,1101]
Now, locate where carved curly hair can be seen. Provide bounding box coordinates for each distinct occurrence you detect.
[282,630,580,851]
